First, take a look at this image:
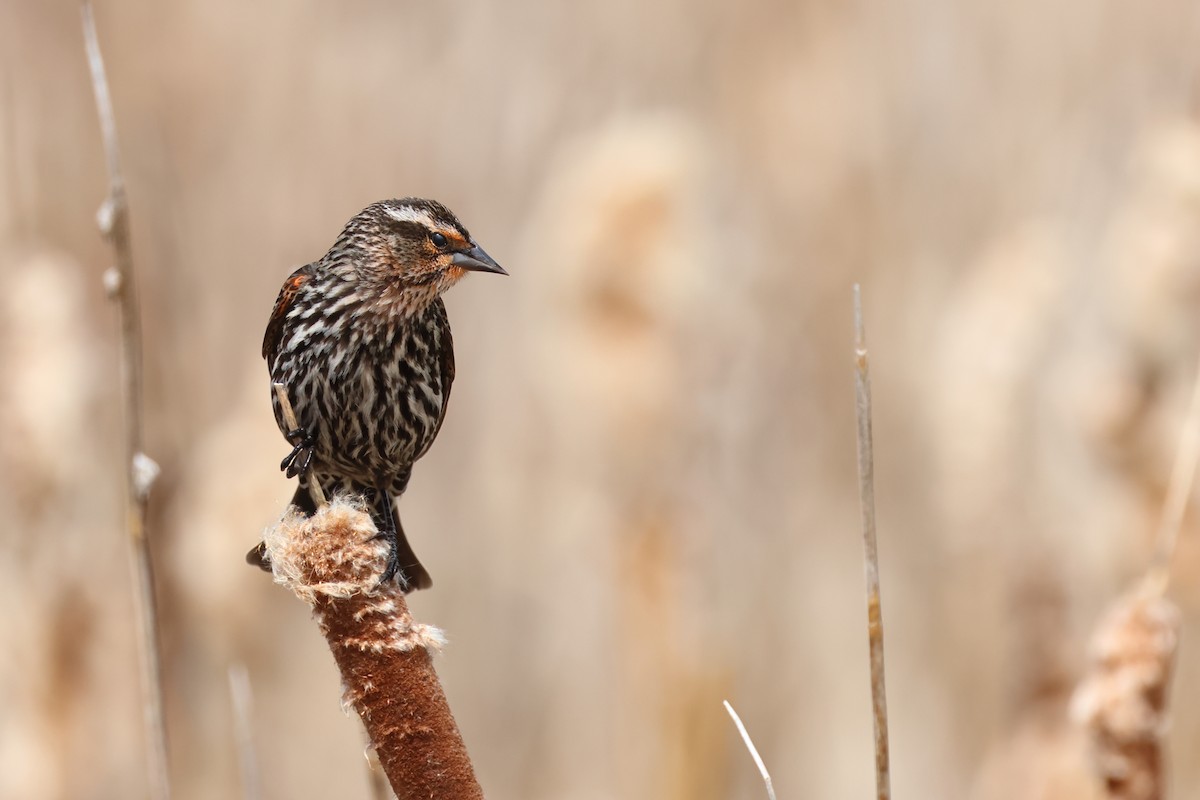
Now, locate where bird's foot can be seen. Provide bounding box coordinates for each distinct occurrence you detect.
[368,488,430,592]
[280,426,315,479]
[370,529,409,589]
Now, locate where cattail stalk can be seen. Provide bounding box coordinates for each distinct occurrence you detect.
[263,499,482,800]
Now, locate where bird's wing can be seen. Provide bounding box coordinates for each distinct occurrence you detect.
[262,264,316,372]
[415,298,456,462]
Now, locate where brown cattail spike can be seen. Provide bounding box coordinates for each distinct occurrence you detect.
[263,498,481,800]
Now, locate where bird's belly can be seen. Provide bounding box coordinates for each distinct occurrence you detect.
[324,372,442,478]
[275,343,444,489]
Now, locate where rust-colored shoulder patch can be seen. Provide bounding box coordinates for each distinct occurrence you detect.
[263,265,313,368]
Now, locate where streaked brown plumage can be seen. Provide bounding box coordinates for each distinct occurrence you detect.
[247,198,506,590]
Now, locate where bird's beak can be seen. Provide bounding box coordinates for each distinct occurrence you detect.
[450,245,507,275]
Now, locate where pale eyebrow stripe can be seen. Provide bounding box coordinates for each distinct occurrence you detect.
[383,205,435,227]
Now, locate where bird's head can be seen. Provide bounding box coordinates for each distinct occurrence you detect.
[337,197,506,313]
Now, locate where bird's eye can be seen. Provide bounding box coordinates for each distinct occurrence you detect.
[430,232,448,248]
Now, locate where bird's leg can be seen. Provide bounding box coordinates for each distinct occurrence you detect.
[280,426,316,479]
[372,488,404,587]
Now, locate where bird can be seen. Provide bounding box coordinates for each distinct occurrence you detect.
[246,198,506,591]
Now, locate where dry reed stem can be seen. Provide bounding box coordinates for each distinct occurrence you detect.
[227,664,261,800]
[273,382,327,507]
[723,700,777,800]
[853,284,892,800]
[263,499,480,800]
[81,5,170,798]
[1145,352,1200,594]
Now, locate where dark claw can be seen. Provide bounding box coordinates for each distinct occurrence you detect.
[285,446,314,479]
[280,426,315,479]
[379,547,402,586]
[372,529,407,587]
[372,490,410,590]
[279,444,301,472]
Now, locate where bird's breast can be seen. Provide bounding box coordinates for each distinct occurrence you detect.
[270,288,452,489]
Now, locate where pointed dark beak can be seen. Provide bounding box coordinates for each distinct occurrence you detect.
[451,245,507,275]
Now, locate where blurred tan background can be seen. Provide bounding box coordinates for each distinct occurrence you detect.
[3,0,1200,798]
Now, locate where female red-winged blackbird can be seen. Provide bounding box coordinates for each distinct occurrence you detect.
[247,198,506,590]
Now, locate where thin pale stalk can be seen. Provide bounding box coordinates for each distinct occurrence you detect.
[723,700,776,800]
[273,382,327,507]
[227,665,261,800]
[1145,352,1200,595]
[81,5,170,798]
[853,284,891,800]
